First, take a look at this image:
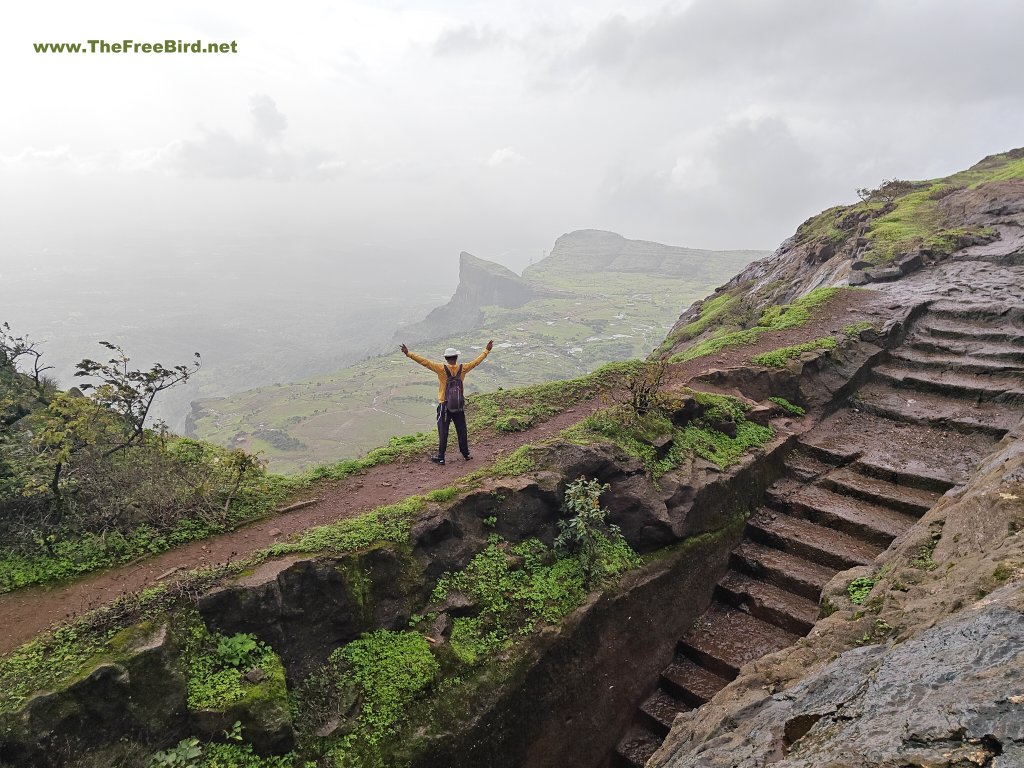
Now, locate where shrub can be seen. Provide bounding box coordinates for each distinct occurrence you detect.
[556,477,640,586]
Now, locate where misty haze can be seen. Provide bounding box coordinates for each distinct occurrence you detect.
[3,3,1024,768]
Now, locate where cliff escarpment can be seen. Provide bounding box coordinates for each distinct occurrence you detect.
[395,252,549,343]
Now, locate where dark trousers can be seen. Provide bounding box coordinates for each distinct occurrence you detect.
[436,402,469,457]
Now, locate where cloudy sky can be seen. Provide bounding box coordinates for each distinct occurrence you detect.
[2,0,1023,274]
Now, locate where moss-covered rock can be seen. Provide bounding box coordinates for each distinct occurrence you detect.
[0,623,187,767]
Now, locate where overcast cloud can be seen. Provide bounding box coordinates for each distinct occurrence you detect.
[2,0,1023,273]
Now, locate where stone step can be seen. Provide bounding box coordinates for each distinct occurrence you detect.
[716,569,819,635]
[817,466,940,516]
[637,687,691,736]
[929,296,1024,319]
[850,458,956,495]
[661,654,731,707]
[767,479,918,548]
[916,316,1024,345]
[783,450,836,482]
[747,507,881,571]
[872,362,1024,403]
[793,439,861,466]
[891,347,1024,378]
[679,601,801,680]
[613,723,663,768]
[798,408,998,493]
[852,382,1015,437]
[731,540,837,602]
[906,337,1024,365]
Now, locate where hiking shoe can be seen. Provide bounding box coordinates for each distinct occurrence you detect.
[462,453,472,461]
[430,454,446,465]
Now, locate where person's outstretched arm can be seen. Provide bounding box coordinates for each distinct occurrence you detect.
[401,343,443,374]
[462,340,494,373]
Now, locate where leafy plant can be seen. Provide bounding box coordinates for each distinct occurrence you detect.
[847,575,878,605]
[74,341,201,455]
[148,738,203,768]
[555,477,640,586]
[216,633,260,668]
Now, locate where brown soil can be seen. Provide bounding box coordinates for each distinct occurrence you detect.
[0,289,884,655]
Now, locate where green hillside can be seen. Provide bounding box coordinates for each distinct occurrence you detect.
[190,231,764,472]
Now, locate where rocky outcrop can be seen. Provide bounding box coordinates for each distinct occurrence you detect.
[664,150,1024,360]
[648,300,1024,768]
[651,418,1024,767]
[0,624,187,768]
[396,252,549,343]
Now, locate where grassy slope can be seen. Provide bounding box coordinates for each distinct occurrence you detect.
[796,149,1024,265]
[192,255,763,473]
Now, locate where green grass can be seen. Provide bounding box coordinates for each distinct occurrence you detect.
[792,150,1024,266]
[669,288,841,363]
[564,390,774,476]
[752,336,838,368]
[0,623,117,714]
[767,396,805,416]
[655,293,741,355]
[842,321,875,337]
[676,421,774,470]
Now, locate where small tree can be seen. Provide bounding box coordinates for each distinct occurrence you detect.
[0,321,54,397]
[220,449,264,524]
[74,342,201,455]
[31,393,117,518]
[627,356,670,418]
[855,178,913,204]
[555,476,638,586]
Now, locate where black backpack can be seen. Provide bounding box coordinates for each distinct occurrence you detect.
[444,364,465,413]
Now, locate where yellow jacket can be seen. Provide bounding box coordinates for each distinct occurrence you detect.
[405,348,490,402]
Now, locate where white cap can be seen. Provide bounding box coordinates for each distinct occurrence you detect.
[444,347,460,357]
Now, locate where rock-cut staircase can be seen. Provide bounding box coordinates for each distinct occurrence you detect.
[611,301,1023,768]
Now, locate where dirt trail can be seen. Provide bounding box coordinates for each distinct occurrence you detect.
[0,398,603,655]
[0,289,884,655]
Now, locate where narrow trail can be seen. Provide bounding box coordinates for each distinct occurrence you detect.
[0,289,883,655]
[0,397,604,655]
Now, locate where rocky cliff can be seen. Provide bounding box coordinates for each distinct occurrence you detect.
[395,252,549,344]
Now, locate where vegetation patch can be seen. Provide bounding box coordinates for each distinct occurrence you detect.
[847,575,878,605]
[565,389,773,476]
[332,630,441,749]
[768,396,805,416]
[0,623,117,714]
[267,496,425,558]
[669,288,841,363]
[912,528,942,571]
[183,615,285,712]
[655,293,742,356]
[149,724,301,768]
[752,336,838,368]
[842,321,875,337]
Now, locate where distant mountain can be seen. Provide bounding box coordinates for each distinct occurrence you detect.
[526,229,763,281]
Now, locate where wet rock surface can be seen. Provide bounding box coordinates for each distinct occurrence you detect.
[614,294,1024,768]
[656,586,1024,768]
